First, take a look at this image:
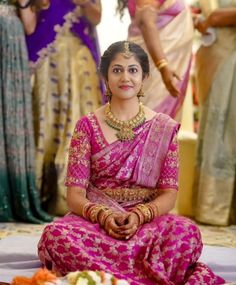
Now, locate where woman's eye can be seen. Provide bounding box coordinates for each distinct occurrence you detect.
[129,67,138,73]
[113,68,122,73]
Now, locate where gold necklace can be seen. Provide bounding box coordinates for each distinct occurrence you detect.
[105,102,146,141]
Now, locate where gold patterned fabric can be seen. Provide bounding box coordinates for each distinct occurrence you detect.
[33,31,102,215]
[194,0,236,225]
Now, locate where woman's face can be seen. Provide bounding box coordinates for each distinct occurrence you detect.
[107,53,144,101]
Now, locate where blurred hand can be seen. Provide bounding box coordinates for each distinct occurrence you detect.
[193,15,209,34]
[196,20,209,34]
[104,212,140,240]
[103,212,128,239]
[160,66,180,97]
[112,212,140,240]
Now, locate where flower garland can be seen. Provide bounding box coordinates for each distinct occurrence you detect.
[10,268,130,285]
[10,268,58,285]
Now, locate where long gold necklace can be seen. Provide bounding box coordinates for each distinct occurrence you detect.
[105,102,146,141]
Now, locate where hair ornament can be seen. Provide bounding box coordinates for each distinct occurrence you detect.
[123,41,133,58]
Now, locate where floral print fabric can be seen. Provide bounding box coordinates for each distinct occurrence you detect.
[38,113,225,284]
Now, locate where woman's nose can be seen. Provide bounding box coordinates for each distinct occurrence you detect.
[120,71,129,81]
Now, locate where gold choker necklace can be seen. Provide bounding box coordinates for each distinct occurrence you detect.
[105,102,146,141]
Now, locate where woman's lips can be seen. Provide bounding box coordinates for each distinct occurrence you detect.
[119,85,132,90]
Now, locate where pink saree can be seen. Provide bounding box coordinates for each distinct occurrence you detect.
[38,113,224,285]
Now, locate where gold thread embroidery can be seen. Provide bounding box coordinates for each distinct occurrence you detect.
[101,187,159,202]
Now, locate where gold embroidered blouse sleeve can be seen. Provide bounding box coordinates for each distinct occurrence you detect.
[65,118,92,189]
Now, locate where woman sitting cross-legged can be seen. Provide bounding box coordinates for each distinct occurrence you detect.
[38,41,224,285]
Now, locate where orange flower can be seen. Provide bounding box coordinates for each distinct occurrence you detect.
[11,276,32,285]
[32,269,58,285]
[11,269,58,285]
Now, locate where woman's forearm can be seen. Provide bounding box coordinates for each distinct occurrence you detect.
[137,7,180,97]
[67,186,90,216]
[138,11,166,64]
[151,188,177,215]
[207,7,236,27]
[75,0,101,26]
[17,0,37,35]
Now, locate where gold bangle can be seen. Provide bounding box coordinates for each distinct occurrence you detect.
[99,209,113,227]
[136,204,152,223]
[88,205,108,223]
[155,59,168,71]
[155,58,166,66]
[157,62,168,71]
[82,202,94,219]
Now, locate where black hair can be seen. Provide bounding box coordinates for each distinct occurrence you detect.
[116,0,128,19]
[100,41,150,81]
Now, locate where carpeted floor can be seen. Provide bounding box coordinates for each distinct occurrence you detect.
[0,223,45,239]
[1,221,236,284]
[197,223,236,248]
[0,221,236,248]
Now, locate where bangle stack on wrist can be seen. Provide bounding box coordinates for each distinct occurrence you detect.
[155,58,168,71]
[99,209,114,227]
[82,202,109,223]
[132,202,159,225]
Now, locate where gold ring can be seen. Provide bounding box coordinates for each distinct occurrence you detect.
[109,229,112,235]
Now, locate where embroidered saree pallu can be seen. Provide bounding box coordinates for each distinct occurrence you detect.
[38,113,224,284]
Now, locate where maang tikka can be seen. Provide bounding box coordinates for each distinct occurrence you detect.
[123,41,132,58]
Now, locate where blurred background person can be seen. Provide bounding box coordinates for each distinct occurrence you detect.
[193,0,236,226]
[19,0,102,215]
[0,0,52,223]
[116,0,194,120]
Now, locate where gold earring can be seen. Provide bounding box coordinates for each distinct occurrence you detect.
[105,84,112,100]
[137,86,144,98]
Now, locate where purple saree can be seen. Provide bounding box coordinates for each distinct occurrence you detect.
[38,113,224,284]
[26,0,100,68]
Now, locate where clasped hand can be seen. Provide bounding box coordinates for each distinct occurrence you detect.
[103,212,140,240]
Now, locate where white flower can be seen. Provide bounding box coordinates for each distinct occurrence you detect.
[87,271,102,283]
[75,277,88,285]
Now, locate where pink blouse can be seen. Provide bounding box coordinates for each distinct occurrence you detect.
[65,113,179,193]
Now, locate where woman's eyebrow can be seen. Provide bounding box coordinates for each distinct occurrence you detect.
[111,64,139,68]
